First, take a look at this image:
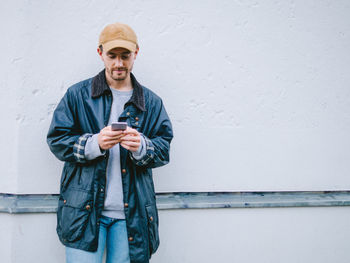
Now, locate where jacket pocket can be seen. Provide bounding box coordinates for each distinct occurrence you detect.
[58,188,93,242]
[145,204,160,256]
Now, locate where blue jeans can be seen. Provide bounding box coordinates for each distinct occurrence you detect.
[66,215,130,263]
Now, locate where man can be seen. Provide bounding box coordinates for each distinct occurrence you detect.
[47,22,173,263]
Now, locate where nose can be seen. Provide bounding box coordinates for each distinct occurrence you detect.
[114,56,123,67]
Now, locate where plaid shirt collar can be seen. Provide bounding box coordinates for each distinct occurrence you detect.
[91,69,146,112]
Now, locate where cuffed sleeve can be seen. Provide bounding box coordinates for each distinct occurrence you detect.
[72,133,94,163]
[129,99,173,168]
[131,133,147,160]
[84,133,105,160]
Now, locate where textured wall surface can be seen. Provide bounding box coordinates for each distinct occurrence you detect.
[1,0,350,262]
[1,207,350,263]
[1,1,350,194]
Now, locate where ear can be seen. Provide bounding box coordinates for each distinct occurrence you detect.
[133,47,139,59]
[97,47,103,57]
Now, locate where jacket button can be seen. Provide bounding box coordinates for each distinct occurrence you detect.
[124,203,129,208]
[135,117,139,121]
[149,216,153,222]
[100,188,104,192]
[135,122,139,125]
[63,200,67,204]
[85,204,91,210]
[126,112,130,116]
[128,237,133,242]
[122,169,126,173]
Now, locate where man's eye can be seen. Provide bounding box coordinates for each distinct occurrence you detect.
[121,55,129,60]
[108,55,116,59]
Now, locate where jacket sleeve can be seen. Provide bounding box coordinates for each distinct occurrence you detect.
[129,99,173,168]
[47,89,92,163]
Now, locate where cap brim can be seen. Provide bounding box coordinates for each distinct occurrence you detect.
[102,39,137,52]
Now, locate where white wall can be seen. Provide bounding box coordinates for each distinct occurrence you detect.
[1,1,350,262]
[0,214,13,262]
[1,207,350,263]
[1,0,349,194]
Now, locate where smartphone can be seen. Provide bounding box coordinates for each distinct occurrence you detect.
[111,122,127,131]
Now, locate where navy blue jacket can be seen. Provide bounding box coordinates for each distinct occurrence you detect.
[47,69,173,262]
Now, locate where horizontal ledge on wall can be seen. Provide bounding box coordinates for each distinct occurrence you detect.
[0,191,350,214]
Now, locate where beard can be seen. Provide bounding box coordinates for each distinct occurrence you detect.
[110,67,128,81]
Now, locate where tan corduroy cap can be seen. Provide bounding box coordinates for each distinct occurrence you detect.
[98,23,138,52]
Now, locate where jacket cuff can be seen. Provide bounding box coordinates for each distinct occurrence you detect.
[85,133,105,160]
[73,133,93,163]
[131,134,146,160]
[129,133,155,166]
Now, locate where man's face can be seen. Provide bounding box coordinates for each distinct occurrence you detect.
[99,47,138,82]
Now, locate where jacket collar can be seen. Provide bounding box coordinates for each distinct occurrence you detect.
[91,69,146,112]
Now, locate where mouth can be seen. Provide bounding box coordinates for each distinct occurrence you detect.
[113,68,126,73]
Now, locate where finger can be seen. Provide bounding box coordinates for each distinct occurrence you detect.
[120,143,139,152]
[120,142,130,150]
[102,134,124,142]
[101,126,123,134]
[120,141,140,147]
[101,136,117,143]
[104,130,124,137]
[120,135,140,142]
[123,127,138,135]
[102,138,121,145]
[108,134,125,140]
[101,142,116,150]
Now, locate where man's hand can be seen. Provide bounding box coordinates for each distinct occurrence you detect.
[98,126,125,150]
[120,127,141,152]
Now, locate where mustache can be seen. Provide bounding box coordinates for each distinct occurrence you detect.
[112,68,127,71]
